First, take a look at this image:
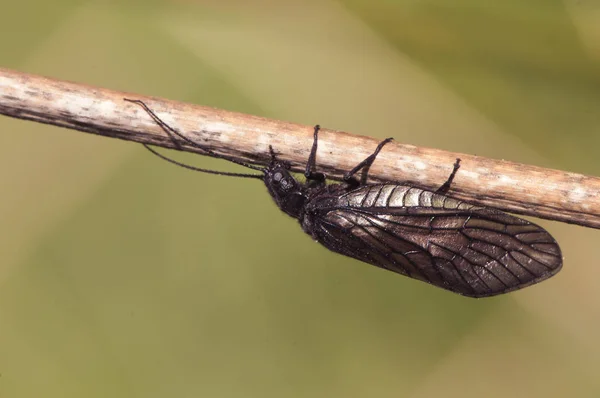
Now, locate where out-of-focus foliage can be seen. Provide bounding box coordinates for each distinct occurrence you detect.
[1,1,599,397]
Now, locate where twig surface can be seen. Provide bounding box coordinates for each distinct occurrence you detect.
[0,67,598,228]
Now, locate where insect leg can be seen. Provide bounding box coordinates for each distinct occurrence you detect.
[435,158,461,195]
[343,137,394,185]
[304,125,326,183]
[269,145,277,161]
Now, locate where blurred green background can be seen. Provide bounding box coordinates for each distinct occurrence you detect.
[1,0,600,397]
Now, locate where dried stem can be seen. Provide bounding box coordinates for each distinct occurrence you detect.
[0,67,598,228]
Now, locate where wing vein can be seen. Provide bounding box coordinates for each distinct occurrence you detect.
[334,212,434,282]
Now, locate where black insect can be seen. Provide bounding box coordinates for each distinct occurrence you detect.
[126,99,562,298]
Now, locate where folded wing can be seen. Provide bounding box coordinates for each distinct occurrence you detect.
[309,185,562,298]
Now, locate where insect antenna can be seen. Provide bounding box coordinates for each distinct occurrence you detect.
[143,144,264,179]
[126,98,264,179]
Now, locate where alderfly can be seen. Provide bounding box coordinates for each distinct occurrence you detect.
[126,99,562,298]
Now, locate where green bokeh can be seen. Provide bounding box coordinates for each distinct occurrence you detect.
[1,1,599,397]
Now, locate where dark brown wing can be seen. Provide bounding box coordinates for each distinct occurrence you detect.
[305,184,562,298]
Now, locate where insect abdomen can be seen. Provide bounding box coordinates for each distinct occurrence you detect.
[340,184,478,211]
